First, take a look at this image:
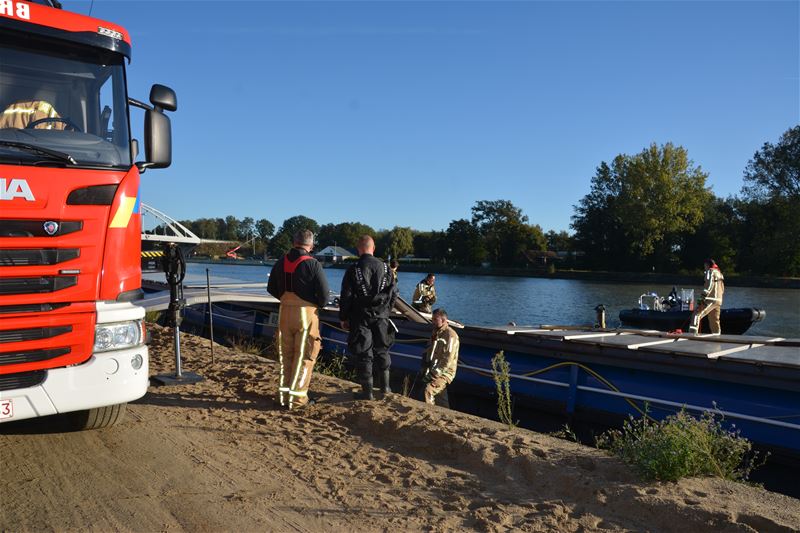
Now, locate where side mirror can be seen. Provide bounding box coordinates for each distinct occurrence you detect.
[150,84,177,112]
[134,84,177,170]
[143,109,172,169]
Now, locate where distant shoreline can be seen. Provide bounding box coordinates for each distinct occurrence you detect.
[327,263,800,289]
[186,257,799,289]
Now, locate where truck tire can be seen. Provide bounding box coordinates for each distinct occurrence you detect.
[69,403,127,430]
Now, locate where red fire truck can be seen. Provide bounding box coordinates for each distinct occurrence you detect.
[0,0,176,428]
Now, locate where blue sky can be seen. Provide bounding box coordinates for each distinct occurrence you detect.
[71,1,797,233]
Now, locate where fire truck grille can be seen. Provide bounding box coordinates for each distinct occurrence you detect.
[0,303,70,315]
[0,220,82,238]
[0,276,77,295]
[0,348,71,366]
[0,369,46,390]
[0,249,80,266]
[0,326,72,344]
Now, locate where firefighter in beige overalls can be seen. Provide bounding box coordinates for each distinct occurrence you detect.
[689,259,725,335]
[422,308,460,406]
[412,274,437,313]
[267,230,330,409]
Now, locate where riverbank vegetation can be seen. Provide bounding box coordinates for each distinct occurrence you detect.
[597,410,766,483]
[177,126,798,277]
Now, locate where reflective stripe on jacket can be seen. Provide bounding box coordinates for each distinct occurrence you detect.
[0,100,64,130]
[703,267,725,303]
[424,325,460,383]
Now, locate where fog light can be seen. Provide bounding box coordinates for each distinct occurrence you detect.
[131,353,143,370]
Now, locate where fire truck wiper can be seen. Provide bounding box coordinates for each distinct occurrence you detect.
[0,141,77,165]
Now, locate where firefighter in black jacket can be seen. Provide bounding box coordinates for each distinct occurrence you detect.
[339,235,398,400]
[267,230,330,409]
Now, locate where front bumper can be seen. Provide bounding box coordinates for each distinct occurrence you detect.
[0,345,148,423]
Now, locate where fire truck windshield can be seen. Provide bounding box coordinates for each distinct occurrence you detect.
[0,34,131,169]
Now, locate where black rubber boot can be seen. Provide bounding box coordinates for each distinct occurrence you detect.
[380,369,391,394]
[353,377,374,400]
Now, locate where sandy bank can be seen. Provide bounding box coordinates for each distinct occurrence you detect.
[1,325,799,532]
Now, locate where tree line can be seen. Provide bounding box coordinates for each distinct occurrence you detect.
[179,126,799,276]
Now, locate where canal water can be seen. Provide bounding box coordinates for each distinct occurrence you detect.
[178,263,800,338]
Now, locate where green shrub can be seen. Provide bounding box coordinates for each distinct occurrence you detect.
[597,409,766,482]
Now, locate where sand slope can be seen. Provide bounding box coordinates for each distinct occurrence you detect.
[1,325,798,532]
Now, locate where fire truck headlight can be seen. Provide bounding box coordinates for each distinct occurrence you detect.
[94,320,144,353]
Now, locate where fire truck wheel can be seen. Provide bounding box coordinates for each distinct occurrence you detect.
[69,403,128,430]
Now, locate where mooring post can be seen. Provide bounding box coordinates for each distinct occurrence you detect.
[594,304,606,329]
[206,268,214,365]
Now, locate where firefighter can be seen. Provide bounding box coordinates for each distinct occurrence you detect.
[0,100,66,130]
[339,235,398,400]
[412,273,437,313]
[689,258,725,335]
[421,308,460,407]
[267,229,330,409]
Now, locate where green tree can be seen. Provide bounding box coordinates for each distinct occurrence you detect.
[237,217,255,241]
[413,231,447,261]
[385,226,414,259]
[572,143,712,271]
[679,197,740,273]
[224,215,240,241]
[268,215,319,257]
[317,222,375,250]
[545,230,573,252]
[255,218,275,240]
[445,218,486,265]
[471,200,544,267]
[195,218,219,239]
[737,126,800,276]
[742,126,800,201]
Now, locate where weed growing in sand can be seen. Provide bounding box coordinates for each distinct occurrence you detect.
[551,424,579,443]
[491,351,517,429]
[227,335,267,356]
[144,310,163,324]
[597,409,766,482]
[316,351,356,382]
[401,374,412,397]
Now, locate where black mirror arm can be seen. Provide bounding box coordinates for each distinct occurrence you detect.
[128,97,153,112]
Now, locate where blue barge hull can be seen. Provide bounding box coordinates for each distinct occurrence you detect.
[169,296,800,459]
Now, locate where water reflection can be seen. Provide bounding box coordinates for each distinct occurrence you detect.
[176,263,800,338]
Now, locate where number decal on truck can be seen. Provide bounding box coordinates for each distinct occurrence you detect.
[0,1,31,21]
[0,399,13,420]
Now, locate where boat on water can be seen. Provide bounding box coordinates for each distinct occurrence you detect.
[619,289,765,335]
[137,284,800,462]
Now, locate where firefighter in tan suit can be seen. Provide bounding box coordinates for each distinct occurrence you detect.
[267,230,330,409]
[412,273,437,313]
[422,308,460,406]
[0,100,66,130]
[689,259,725,335]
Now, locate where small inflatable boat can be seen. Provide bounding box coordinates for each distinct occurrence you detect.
[618,289,766,335]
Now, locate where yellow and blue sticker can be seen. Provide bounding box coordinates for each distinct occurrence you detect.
[109,187,139,228]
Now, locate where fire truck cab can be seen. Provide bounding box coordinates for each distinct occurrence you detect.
[0,0,175,428]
